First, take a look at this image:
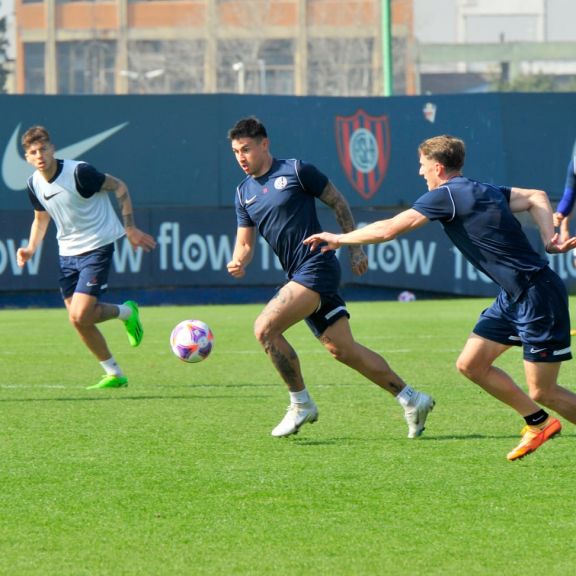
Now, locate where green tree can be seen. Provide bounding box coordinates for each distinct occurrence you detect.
[494,72,576,93]
[0,13,8,93]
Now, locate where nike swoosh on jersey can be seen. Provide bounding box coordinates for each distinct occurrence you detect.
[1,122,129,191]
[245,196,257,205]
[43,191,62,200]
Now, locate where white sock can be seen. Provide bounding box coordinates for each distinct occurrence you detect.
[100,357,124,377]
[396,385,416,408]
[117,304,132,321]
[289,389,311,404]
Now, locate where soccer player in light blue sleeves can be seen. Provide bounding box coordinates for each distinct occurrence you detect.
[17,126,156,390]
[305,134,576,461]
[227,116,434,439]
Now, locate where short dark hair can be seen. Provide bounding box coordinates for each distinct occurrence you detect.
[418,135,465,171]
[227,117,268,141]
[22,125,52,152]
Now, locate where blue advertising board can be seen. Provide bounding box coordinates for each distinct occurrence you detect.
[3,206,576,304]
[2,92,576,303]
[1,92,575,211]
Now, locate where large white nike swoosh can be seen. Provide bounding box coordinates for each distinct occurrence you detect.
[1,122,129,191]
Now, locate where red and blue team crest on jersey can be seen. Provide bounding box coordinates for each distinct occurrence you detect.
[335,109,390,200]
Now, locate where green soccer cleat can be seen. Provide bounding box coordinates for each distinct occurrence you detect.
[123,300,143,347]
[86,374,128,390]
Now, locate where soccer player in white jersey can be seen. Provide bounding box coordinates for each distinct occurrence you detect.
[227,117,435,439]
[17,125,156,390]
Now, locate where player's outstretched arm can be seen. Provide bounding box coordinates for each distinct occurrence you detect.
[304,209,429,252]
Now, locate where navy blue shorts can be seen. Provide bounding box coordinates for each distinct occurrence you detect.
[304,291,350,338]
[289,255,350,337]
[291,251,342,295]
[473,266,572,363]
[58,243,114,299]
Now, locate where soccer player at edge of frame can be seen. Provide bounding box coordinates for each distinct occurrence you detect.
[552,139,576,337]
[226,116,435,440]
[16,126,157,390]
[552,138,576,246]
[304,134,576,462]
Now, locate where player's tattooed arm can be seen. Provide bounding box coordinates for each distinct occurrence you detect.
[318,181,368,276]
[102,173,157,252]
[102,174,135,228]
[318,181,357,233]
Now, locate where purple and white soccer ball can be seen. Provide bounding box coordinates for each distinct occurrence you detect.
[398,290,416,302]
[170,319,214,363]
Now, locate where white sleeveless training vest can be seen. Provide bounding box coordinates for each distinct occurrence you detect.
[29,160,125,256]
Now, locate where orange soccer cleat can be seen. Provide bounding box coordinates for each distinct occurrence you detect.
[506,417,562,461]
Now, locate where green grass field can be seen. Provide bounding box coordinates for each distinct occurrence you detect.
[1,299,575,575]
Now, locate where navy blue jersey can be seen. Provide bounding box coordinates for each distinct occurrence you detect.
[235,158,339,279]
[412,177,548,301]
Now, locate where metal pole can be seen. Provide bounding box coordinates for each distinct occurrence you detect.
[381,0,393,96]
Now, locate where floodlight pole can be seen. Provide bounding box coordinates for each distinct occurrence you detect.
[381,0,393,96]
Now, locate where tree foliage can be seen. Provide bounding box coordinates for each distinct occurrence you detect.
[494,73,576,93]
[0,14,8,93]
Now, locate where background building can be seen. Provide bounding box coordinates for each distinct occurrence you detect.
[13,0,416,96]
[5,0,576,96]
[415,0,576,93]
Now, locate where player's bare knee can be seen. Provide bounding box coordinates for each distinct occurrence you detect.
[325,342,353,364]
[253,319,268,346]
[253,318,280,351]
[456,356,479,381]
[68,309,93,328]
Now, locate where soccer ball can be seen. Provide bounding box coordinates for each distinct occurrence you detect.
[170,320,214,363]
[398,290,416,302]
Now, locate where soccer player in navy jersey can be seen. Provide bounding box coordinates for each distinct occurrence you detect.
[553,142,576,242]
[305,134,576,461]
[553,142,576,336]
[226,116,435,439]
[17,126,156,390]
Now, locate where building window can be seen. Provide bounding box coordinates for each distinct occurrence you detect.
[218,39,294,94]
[24,43,45,93]
[308,38,375,96]
[125,40,205,94]
[57,41,115,94]
[258,40,294,95]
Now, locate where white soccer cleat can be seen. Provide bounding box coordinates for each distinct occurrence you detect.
[404,391,435,438]
[271,400,319,437]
